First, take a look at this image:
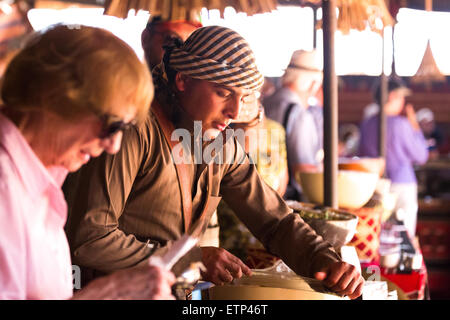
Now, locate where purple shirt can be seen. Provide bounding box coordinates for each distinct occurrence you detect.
[358,115,429,184]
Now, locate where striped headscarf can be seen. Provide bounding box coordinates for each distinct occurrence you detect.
[161,25,264,91]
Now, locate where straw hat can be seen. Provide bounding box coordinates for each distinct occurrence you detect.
[282,49,323,92]
[285,49,322,73]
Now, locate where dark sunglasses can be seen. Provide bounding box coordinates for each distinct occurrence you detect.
[98,114,136,139]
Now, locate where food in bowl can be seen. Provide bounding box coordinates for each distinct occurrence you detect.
[286,201,358,249]
[296,208,354,221]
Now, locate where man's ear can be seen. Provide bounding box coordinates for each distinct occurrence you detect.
[175,72,188,92]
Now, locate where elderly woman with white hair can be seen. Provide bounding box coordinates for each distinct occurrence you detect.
[0,25,175,300]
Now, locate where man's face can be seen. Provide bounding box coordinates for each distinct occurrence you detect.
[175,74,255,139]
[419,120,434,135]
[387,90,406,115]
[142,22,198,69]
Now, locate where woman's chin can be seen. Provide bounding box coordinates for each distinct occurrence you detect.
[62,156,91,172]
[64,161,84,172]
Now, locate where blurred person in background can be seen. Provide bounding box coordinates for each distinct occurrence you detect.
[416,107,445,160]
[0,25,175,300]
[308,83,324,159]
[338,124,360,158]
[217,90,289,266]
[260,76,277,100]
[264,50,324,201]
[141,15,200,71]
[358,78,429,237]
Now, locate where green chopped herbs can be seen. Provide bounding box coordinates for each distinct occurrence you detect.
[294,208,353,221]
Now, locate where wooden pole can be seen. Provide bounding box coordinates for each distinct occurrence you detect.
[313,6,318,49]
[379,28,388,166]
[322,0,338,209]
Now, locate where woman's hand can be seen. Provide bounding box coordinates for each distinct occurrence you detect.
[72,264,176,300]
[200,246,252,285]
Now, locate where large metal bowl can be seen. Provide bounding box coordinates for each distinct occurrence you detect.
[286,201,358,249]
[296,170,379,210]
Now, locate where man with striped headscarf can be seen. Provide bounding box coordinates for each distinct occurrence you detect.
[63,26,364,299]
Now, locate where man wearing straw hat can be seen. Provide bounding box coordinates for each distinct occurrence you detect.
[64,26,364,299]
[264,49,324,202]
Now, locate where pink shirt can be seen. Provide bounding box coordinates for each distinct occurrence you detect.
[0,114,73,299]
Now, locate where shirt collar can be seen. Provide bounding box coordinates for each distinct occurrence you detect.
[0,113,68,204]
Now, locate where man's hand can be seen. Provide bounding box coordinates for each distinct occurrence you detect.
[314,261,364,299]
[72,264,176,300]
[200,246,252,285]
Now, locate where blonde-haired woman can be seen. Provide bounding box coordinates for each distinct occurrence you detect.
[0,25,175,300]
